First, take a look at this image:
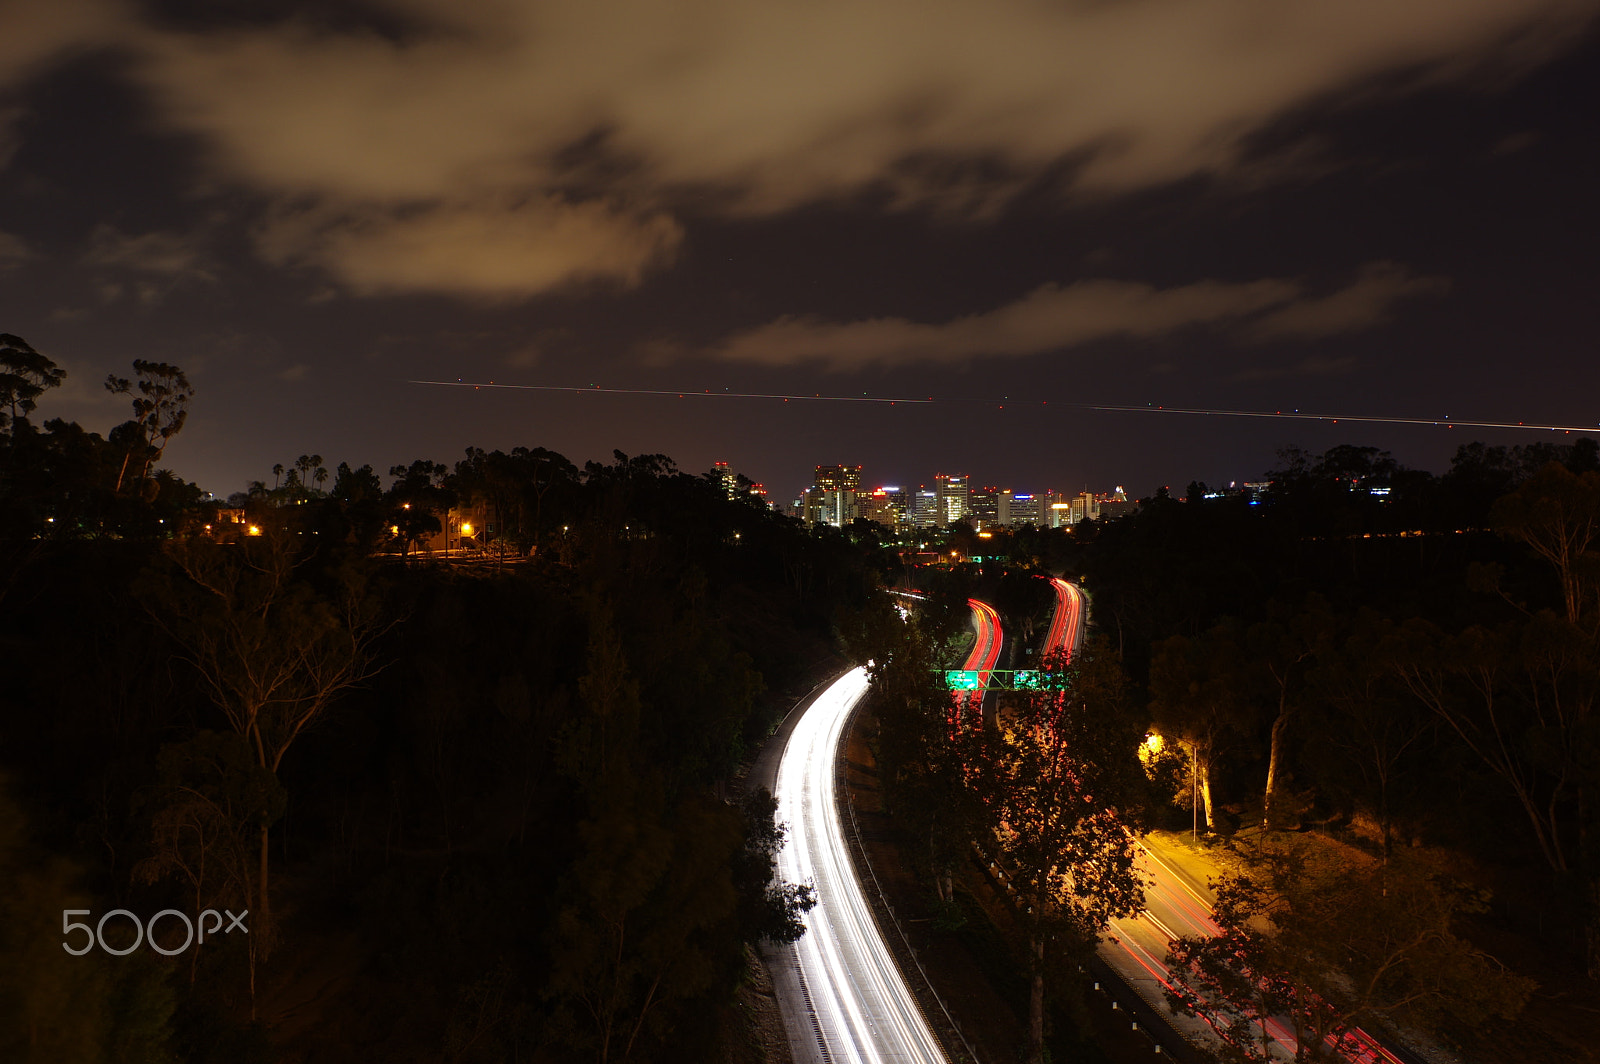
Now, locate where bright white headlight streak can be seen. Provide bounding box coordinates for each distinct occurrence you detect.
[774,668,948,1064]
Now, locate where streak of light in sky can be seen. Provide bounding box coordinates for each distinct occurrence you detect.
[408,380,1597,434]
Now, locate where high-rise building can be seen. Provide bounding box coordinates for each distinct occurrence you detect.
[911,487,940,530]
[1039,490,1071,528]
[935,473,969,526]
[806,464,863,527]
[1095,486,1134,521]
[711,461,739,499]
[969,485,1000,527]
[857,487,904,530]
[883,486,910,527]
[814,464,863,494]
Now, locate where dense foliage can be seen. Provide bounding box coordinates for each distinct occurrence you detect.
[0,337,888,1064]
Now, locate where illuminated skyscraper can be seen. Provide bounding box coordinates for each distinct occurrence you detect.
[857,487,904,529]
[969,485,1000,527]
[711,461,739,499]
[807,464,863,527]
[934,473,969,525]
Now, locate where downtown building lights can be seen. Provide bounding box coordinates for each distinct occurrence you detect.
[790,464,1134,531]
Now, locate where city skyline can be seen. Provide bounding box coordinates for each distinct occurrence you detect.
[2,2,1597,498]
[785,462,1136,529]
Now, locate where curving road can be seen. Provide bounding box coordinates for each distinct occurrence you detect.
[772,667,949,1064]
[956,598,1003,732]
[1033,582,1407,1064]
[1041,577,1084,660]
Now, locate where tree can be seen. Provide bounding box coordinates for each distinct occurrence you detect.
[105,360,193,494]
[1248,601,1329,830]
[1305,611,1432,870]
[137,531,389,945]
[388,459,456,555]
[1389,615,1592,875]
[135,731,284,1002]
[0,333,65,437]
[0,773,177,1064]
[1166,837,1531,1062]
[290,453,325,499]
[1490,461,1600,633]
[1150,623,1258,833]
[547,605,751,1061]
[981,640,1147,1064]
[852,591,986,907]
[733,788,816,946]
[994,571,1055,643]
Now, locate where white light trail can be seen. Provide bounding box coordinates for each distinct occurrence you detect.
[407,380,932,404]
[407,380,1597,434]
[774,668,948,1064]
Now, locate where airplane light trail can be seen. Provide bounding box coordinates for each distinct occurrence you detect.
[407,379,933,404]
[1078,403,1597,433]
[407,380,1597,434]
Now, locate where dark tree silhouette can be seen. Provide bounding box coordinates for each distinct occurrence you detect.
[105,360,193,494]
[0,333,65,436]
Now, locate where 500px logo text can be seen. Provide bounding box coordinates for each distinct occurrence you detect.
[62,908,248,956]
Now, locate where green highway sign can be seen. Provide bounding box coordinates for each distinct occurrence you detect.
[940,669,1065,692]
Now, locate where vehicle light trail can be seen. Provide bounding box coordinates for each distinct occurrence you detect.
[956,599,1002,732]
[773,668,948,1064]
[1041,578,1083,660]
[1035,582,1404,1063]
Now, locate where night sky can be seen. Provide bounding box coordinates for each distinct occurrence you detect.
[3,0,1598,502]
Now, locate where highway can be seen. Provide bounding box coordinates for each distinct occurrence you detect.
[1035,581,1406,1064]
[956,598,1002,732]
[1040,577,1083,660]
[770,667,949,1064]
[762,582,1406,1064]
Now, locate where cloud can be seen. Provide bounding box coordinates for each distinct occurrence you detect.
[0,0,128,162]
[0,0,123,90]
[80,225,217,305]
[84,225,215,279]
[0,230,29,269]
[1244,261,1450,341]
[19,0,1595,296]
[254,197,681,299]
[1232,354,1361,382]
[127,0,1594,202]
[705,263,1448,369]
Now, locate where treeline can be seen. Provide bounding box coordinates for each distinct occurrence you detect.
[0,338,891,1062]
[1074,440,1600,988]
[0,335,203,549]
[848,438,1599,1063]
